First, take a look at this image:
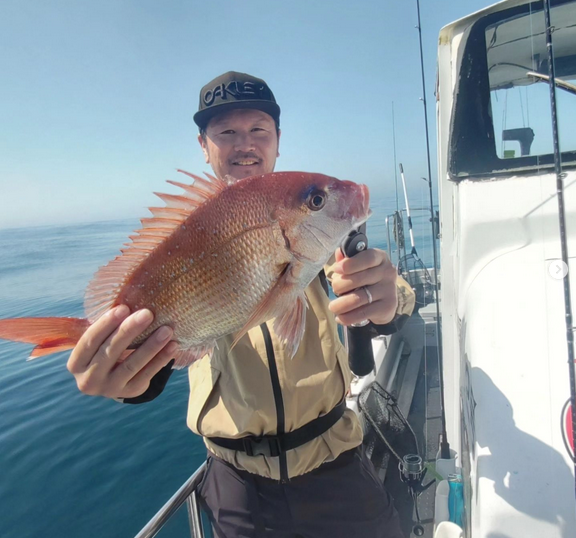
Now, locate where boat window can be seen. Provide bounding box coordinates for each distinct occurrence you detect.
[449,0,576,179]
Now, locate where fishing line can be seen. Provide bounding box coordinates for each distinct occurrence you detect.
[502,90,508,156]
[415,0,449,459]
[543,0,576,498]
[519,86,526,127]
[393,102,400,213]
[526,86,530,129]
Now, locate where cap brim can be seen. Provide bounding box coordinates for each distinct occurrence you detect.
[194,101,280,129]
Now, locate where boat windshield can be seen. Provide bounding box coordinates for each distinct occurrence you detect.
[449,0,576,179]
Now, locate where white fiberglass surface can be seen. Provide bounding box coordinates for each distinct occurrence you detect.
[454,171,576,537]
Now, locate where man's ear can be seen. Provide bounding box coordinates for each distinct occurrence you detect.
[198,134,210,164]
[277,129,281,158]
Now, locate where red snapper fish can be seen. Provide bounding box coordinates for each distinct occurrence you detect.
[0,171,371,368]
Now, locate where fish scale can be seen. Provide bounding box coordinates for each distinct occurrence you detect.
[126,232,280,345]
[120,185,283,339]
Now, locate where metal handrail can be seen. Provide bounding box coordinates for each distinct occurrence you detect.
[135,462,207,538]
[385,208,434,267]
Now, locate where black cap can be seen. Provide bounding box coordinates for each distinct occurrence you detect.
[193,71,280,130]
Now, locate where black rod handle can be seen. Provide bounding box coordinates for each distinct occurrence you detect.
[341,224,375,376]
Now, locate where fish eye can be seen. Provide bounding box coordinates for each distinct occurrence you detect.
[307,190,326,211]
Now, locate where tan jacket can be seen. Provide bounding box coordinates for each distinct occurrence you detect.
[186,269,415,480]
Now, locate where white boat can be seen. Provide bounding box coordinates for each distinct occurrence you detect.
[436,0,576,536]
[135,0,576,536]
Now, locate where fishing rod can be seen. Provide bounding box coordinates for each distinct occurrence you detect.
[392,102,407,264]
[399,164,418,257]
[415,0,450,460]
[543,0,576,496]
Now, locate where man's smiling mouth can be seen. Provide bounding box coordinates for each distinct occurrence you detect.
[232,159,260,166]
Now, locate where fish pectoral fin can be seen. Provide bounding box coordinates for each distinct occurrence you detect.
[230,263,296,352]
[272,291,308,360]
[172,342,216,369]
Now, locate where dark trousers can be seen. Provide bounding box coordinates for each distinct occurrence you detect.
[198,446,404,538]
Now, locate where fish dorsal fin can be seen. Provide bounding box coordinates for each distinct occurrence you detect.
[84,170,227,322]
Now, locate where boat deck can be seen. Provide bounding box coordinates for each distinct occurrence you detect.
[376,302,441,538]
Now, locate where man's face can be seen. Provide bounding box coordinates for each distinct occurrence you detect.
[198,108,280,181]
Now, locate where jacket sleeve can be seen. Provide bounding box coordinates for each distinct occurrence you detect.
[118,359,175,404]
[367,273,415,335]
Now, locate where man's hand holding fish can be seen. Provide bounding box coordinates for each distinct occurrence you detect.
[67,305,177,399]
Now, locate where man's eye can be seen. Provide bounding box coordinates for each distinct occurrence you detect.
[220,129,235,135]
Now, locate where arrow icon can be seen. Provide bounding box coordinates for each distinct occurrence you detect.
[549,260,569,280]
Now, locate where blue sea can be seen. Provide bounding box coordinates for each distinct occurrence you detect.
[0,194,437,538]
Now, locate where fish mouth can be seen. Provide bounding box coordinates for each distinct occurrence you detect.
[347,183,371,226]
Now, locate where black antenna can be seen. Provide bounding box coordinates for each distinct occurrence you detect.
[415,0,450,459]
[543,0,576,495]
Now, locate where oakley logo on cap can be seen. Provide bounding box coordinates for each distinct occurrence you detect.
[203,81,267,107]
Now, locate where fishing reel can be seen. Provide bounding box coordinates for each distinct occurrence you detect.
[341,225,368,259]
[399,454,435,537]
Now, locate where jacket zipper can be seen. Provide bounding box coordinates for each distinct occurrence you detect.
[260,322,289,483]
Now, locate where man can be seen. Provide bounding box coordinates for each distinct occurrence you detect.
[67,72,414,537]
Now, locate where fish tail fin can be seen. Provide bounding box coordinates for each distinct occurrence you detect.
[0,317,90,359]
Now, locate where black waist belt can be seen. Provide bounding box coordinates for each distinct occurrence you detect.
[207,400,347,458]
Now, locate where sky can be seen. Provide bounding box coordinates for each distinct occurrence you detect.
[0,0,492,229]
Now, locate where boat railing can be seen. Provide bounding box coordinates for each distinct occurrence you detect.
[385,207,437,268]
[134,462,208,538]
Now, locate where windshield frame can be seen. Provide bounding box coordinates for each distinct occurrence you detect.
[448,0,576,181]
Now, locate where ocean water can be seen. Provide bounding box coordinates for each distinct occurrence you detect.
[0,194,437,538]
